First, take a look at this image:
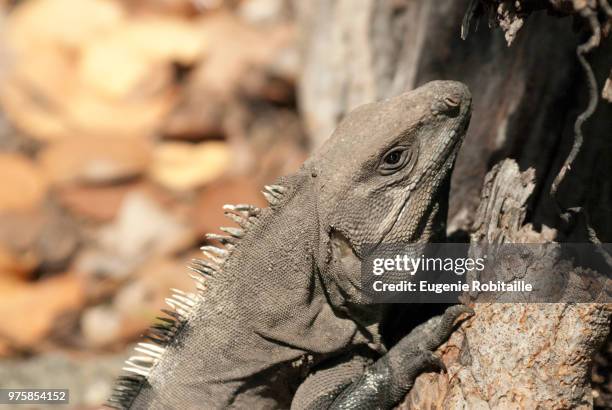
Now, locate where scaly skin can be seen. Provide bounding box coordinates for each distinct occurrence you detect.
[108,80,473,410]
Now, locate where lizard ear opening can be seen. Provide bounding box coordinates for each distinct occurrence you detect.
[378,145,417,176]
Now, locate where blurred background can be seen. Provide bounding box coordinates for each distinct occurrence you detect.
[0,0,305,407]
[0,0,610,408]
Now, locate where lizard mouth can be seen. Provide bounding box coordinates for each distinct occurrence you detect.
[443,114,470,159]
[434,116,469,176]
[329,229,373,301]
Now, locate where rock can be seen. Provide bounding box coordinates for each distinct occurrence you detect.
[80,305,122,347]
[0,205,80,274]
[40,136,152,185]
[403,304,611,410]
[71,187,191,283]
[112,256,197,340]
[73,248,135,281]
[149,141,230,191]
[0,351,127,407]
[76,255,198,347]
[117,256,197,317]
[402,161,612,408]
[0,153,47,212]
[0,274,85,350]
[98,191,193,259]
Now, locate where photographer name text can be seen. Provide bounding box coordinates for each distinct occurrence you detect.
[372,280,532,293]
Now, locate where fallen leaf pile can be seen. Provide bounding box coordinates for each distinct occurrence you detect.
[0,0,304,383]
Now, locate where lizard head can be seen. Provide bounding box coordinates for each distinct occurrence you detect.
[308,80,471,306]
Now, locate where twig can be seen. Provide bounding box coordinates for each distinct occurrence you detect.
[549,6,612,265]
[550,7,600,223]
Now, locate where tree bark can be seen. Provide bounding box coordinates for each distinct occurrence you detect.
[400,160,610,408]
[294,0,612,236]
[294,0,612,407]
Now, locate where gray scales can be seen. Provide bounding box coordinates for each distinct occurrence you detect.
[108,80,475,409]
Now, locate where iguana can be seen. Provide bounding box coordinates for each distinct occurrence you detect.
[108,80,474,410]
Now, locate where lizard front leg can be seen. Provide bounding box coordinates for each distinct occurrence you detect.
[293,305,473,410]
[291,353,373,410]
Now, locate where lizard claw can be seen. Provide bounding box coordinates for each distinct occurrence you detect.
[415,350,447,374]
[446,304,474,317]
[428,352,447,373]
[443,304,475,327]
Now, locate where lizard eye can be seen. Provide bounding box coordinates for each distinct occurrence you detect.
[379,146,413,175]
[385,150,402,164]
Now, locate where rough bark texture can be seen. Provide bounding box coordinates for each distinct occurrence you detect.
[402,303,610,409]
[295,0,612,406]
[295,0,612,237]
[400,160,611,408]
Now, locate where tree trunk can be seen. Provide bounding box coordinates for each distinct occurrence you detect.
[294,0,612,236]
[401,160,610,408]
[294,0,612,407]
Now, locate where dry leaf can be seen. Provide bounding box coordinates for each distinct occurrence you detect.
[57,182,139,222]
[150,141,230,191]
[0,0,205,141]
[40,137,152,185]
[0,274,85,349]
[0,245,37,280]
[6,0,124,50]
[194,11,294,97]
[0,206,80,273]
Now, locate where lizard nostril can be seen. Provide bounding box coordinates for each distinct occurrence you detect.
[443,96,461,108]
[432,95,462,117]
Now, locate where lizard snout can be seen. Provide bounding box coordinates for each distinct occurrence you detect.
[428,81,472,117]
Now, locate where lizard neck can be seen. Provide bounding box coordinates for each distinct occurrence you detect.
[134,172,365,409]
[182,170,364,364]
[217,171,362,354]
